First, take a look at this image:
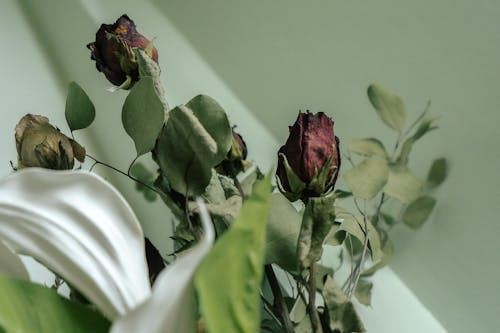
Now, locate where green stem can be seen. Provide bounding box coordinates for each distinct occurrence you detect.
[264,265,295,333]
[308,263,323,333]
[85,154,161,196]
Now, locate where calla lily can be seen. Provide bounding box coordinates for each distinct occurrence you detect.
[0,168,214,332]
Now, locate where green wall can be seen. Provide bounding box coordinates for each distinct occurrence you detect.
[154,1,500,332]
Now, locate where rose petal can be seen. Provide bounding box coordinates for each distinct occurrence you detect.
[0,168,151,319]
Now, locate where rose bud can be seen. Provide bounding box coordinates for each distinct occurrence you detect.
[15,114,86,170]
[87,14,158,89]
[276,111,340,202]
[215,128,251,177]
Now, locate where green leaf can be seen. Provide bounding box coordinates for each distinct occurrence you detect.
[354,279,373,306]
[265,193,301,272]
[322,276,365,332]
[327,208,382,261]
[361,236,393,277]
[348,138,387,158]
[0,276,110,333]
[65,82,95,131]
[130,162,157,202]
[402,196,437,229]
[427,158,448,189]
[383,165,423,203]
[289,297,307,324]
[195,174,272,333]
[156,95,232,195]
[297,195,336,269]
[396,117,438,165]
[367,82,405,131]
[344,157,389,200]
[122,77,165,156]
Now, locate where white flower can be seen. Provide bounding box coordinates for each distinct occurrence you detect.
[0,168,214,332]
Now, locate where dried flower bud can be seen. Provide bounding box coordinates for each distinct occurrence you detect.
[276,111,340,202]
[87,14,158,88]
[15,114,85,170]
[215,129,250,177]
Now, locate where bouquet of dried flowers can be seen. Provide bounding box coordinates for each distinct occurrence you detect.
[0,15,447,333]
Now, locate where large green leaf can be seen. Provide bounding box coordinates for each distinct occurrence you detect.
[426,157,448,189]
[367,83,405,131]
[383,165,423,203]
[122,77,165,156]
[297,195,336,269]
[195,174,272,333]
[344,157,389,200]
[155,95,232,195]
[0,276,110,333]
[65,81,95,132]
[348,138,387,158]
[402,196,437,229]
[265,193,301,272]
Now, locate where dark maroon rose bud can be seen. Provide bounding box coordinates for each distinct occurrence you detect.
[276,111,340,202]
[87,14,158,89]
[215,128,250,177]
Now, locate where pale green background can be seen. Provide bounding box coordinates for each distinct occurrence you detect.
[2,0,498,332]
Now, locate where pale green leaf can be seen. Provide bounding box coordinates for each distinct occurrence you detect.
[122,77,164,156]
[323,276,365,332]
[156,96,232,196]
[354,279,373,306]
[297,195,336,269]
[427,158,448,189]
[348,138,387,158]
[265,193,301,272]
[195,174,272,333]
[384,165,423,203]
[65,81,95,131]
[0,276,109,333]
[344,157,389,200]
[367,82,405,131]
[289,297,307,324]
[402,196,437,229]
[361,236,393,277]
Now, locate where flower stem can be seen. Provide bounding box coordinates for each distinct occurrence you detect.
[308,263,323,333]
[264,265,295,333]
[85,154,161,195]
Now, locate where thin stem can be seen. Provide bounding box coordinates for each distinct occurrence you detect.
[347,200,369,298]
[233,177,246,199]
[127,155,139,176]
[308,263,323,333]
[260,293,284,330]
[403,100,431,139]
[86,154,161,195]
[264,265,295,333]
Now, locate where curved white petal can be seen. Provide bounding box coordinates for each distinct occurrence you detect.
[111,198,215,333]
[0,240,29,280]
[0,168,151,319]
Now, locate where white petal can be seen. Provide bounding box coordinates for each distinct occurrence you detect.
[0,240,29,280]
[111,198,215,333]
[0,168,151,319]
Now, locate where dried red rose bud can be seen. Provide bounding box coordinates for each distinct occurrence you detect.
[215,129,250,177]
[87,14,158,88]
[276,111,340,202]
[15,114,86,170]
